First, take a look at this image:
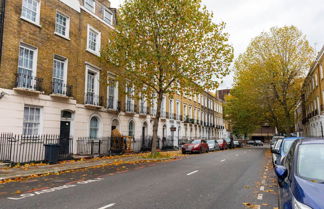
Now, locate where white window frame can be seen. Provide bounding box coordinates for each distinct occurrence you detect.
[89,116,100,139]
[55,11,70,40]
[125,84,135,112]
[320,65,323,80]
[21,0,41,26]
[52,55,68,95]
[86,25,101,56]
[103,9,113,26]
[84,0,95,13]
[107,76,118,110]
[18,43,38,77]
[23,105,42,135]
[176,100,180,120]
[85,64,100,98]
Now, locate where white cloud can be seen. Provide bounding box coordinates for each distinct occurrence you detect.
[109,0,324,89]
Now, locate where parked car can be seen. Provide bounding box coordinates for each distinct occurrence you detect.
[275,138,324,209]
[247,140,255,146]
[217,139,228,150]
[207,140,220,151]
[225,138,234,149]
[181,140,209,154]
[272,138,283,165]
[254,140,263,146]
[271,136,284,149]
[233,140,242,148]
[272,137,303,165]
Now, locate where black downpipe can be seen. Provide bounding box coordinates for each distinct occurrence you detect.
[0,0,6,63]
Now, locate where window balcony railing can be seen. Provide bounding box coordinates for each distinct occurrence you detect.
[52,79,73,97]
[15,73,43,92]
[85,92,102,106]
[125,101,135,113]
[139,105,148,115]
[151,108,157,116]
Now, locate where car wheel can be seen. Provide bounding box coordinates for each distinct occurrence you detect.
[182,150,185,154]
[206,148,209,153]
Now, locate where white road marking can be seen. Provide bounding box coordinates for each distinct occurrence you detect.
[98,203,116,209]
[260,186,265,191]
[187,170,199,176]
[8,178,103,201]
[257,194,263,200]
[220,159,226,162]
[235,154,239,157]
[254,205,261,209]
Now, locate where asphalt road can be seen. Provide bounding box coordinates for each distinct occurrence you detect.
[0,147,277,209]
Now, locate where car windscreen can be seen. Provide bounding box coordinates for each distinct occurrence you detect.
[283,140,295,154]
[297,144,324,182]
[275,139,283,150]
[207,140,215,144]
[191,140,201,144]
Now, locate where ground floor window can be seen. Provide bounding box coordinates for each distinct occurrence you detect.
[23,106,41,135]
[90,116,99,138]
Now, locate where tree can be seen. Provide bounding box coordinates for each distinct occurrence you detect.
[229,26,314,135]
[102,0,233,154]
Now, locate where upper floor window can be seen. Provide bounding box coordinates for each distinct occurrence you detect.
[87,25,101,56]
[85,0,95,12]
[55,12,70,39]
[52,56,68,95]
[21,0,40,25]
[104,9,113,25]
[17,44,38,89]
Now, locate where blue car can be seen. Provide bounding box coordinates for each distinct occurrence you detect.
[275,138,324,209]
[272,137,303,165]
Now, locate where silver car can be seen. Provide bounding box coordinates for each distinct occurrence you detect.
[207,140,220,151]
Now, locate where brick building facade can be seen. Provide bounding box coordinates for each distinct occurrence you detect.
[0,0,226,154]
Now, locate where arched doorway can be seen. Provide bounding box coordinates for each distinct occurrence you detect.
[60,110,73,155]
[142,122,148,141]
[141,122,148,150]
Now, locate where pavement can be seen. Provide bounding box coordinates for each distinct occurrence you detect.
[0,152,182,182]
[0,147,279,209]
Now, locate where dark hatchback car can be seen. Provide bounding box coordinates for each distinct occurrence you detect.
[272,137,303,165]
[275,138,324,209]
[181,140,209,154]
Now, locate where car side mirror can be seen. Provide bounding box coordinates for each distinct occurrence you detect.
[271,149,279,154]
[275,165,288,181]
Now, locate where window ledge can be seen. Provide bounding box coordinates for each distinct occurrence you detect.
[50,93,72,99]
[13,87,41,95]
[20,16,42,28]
[85,104,102,109]
[86,49,100,57]
[54,32,71,41]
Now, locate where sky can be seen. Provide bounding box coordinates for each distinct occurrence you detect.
[109,0,324,89]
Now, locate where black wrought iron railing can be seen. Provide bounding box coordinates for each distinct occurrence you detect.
[15,73,43,91]
[52,79,73,97]
[0,133,73,164]
[85,92,102,106]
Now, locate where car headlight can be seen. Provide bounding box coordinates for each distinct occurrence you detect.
[293,196,312,209]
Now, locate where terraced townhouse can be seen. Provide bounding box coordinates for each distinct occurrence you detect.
[296,46,324,137]
[0,0,226,154]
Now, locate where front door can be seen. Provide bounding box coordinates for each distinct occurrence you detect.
[60,121,70,154]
